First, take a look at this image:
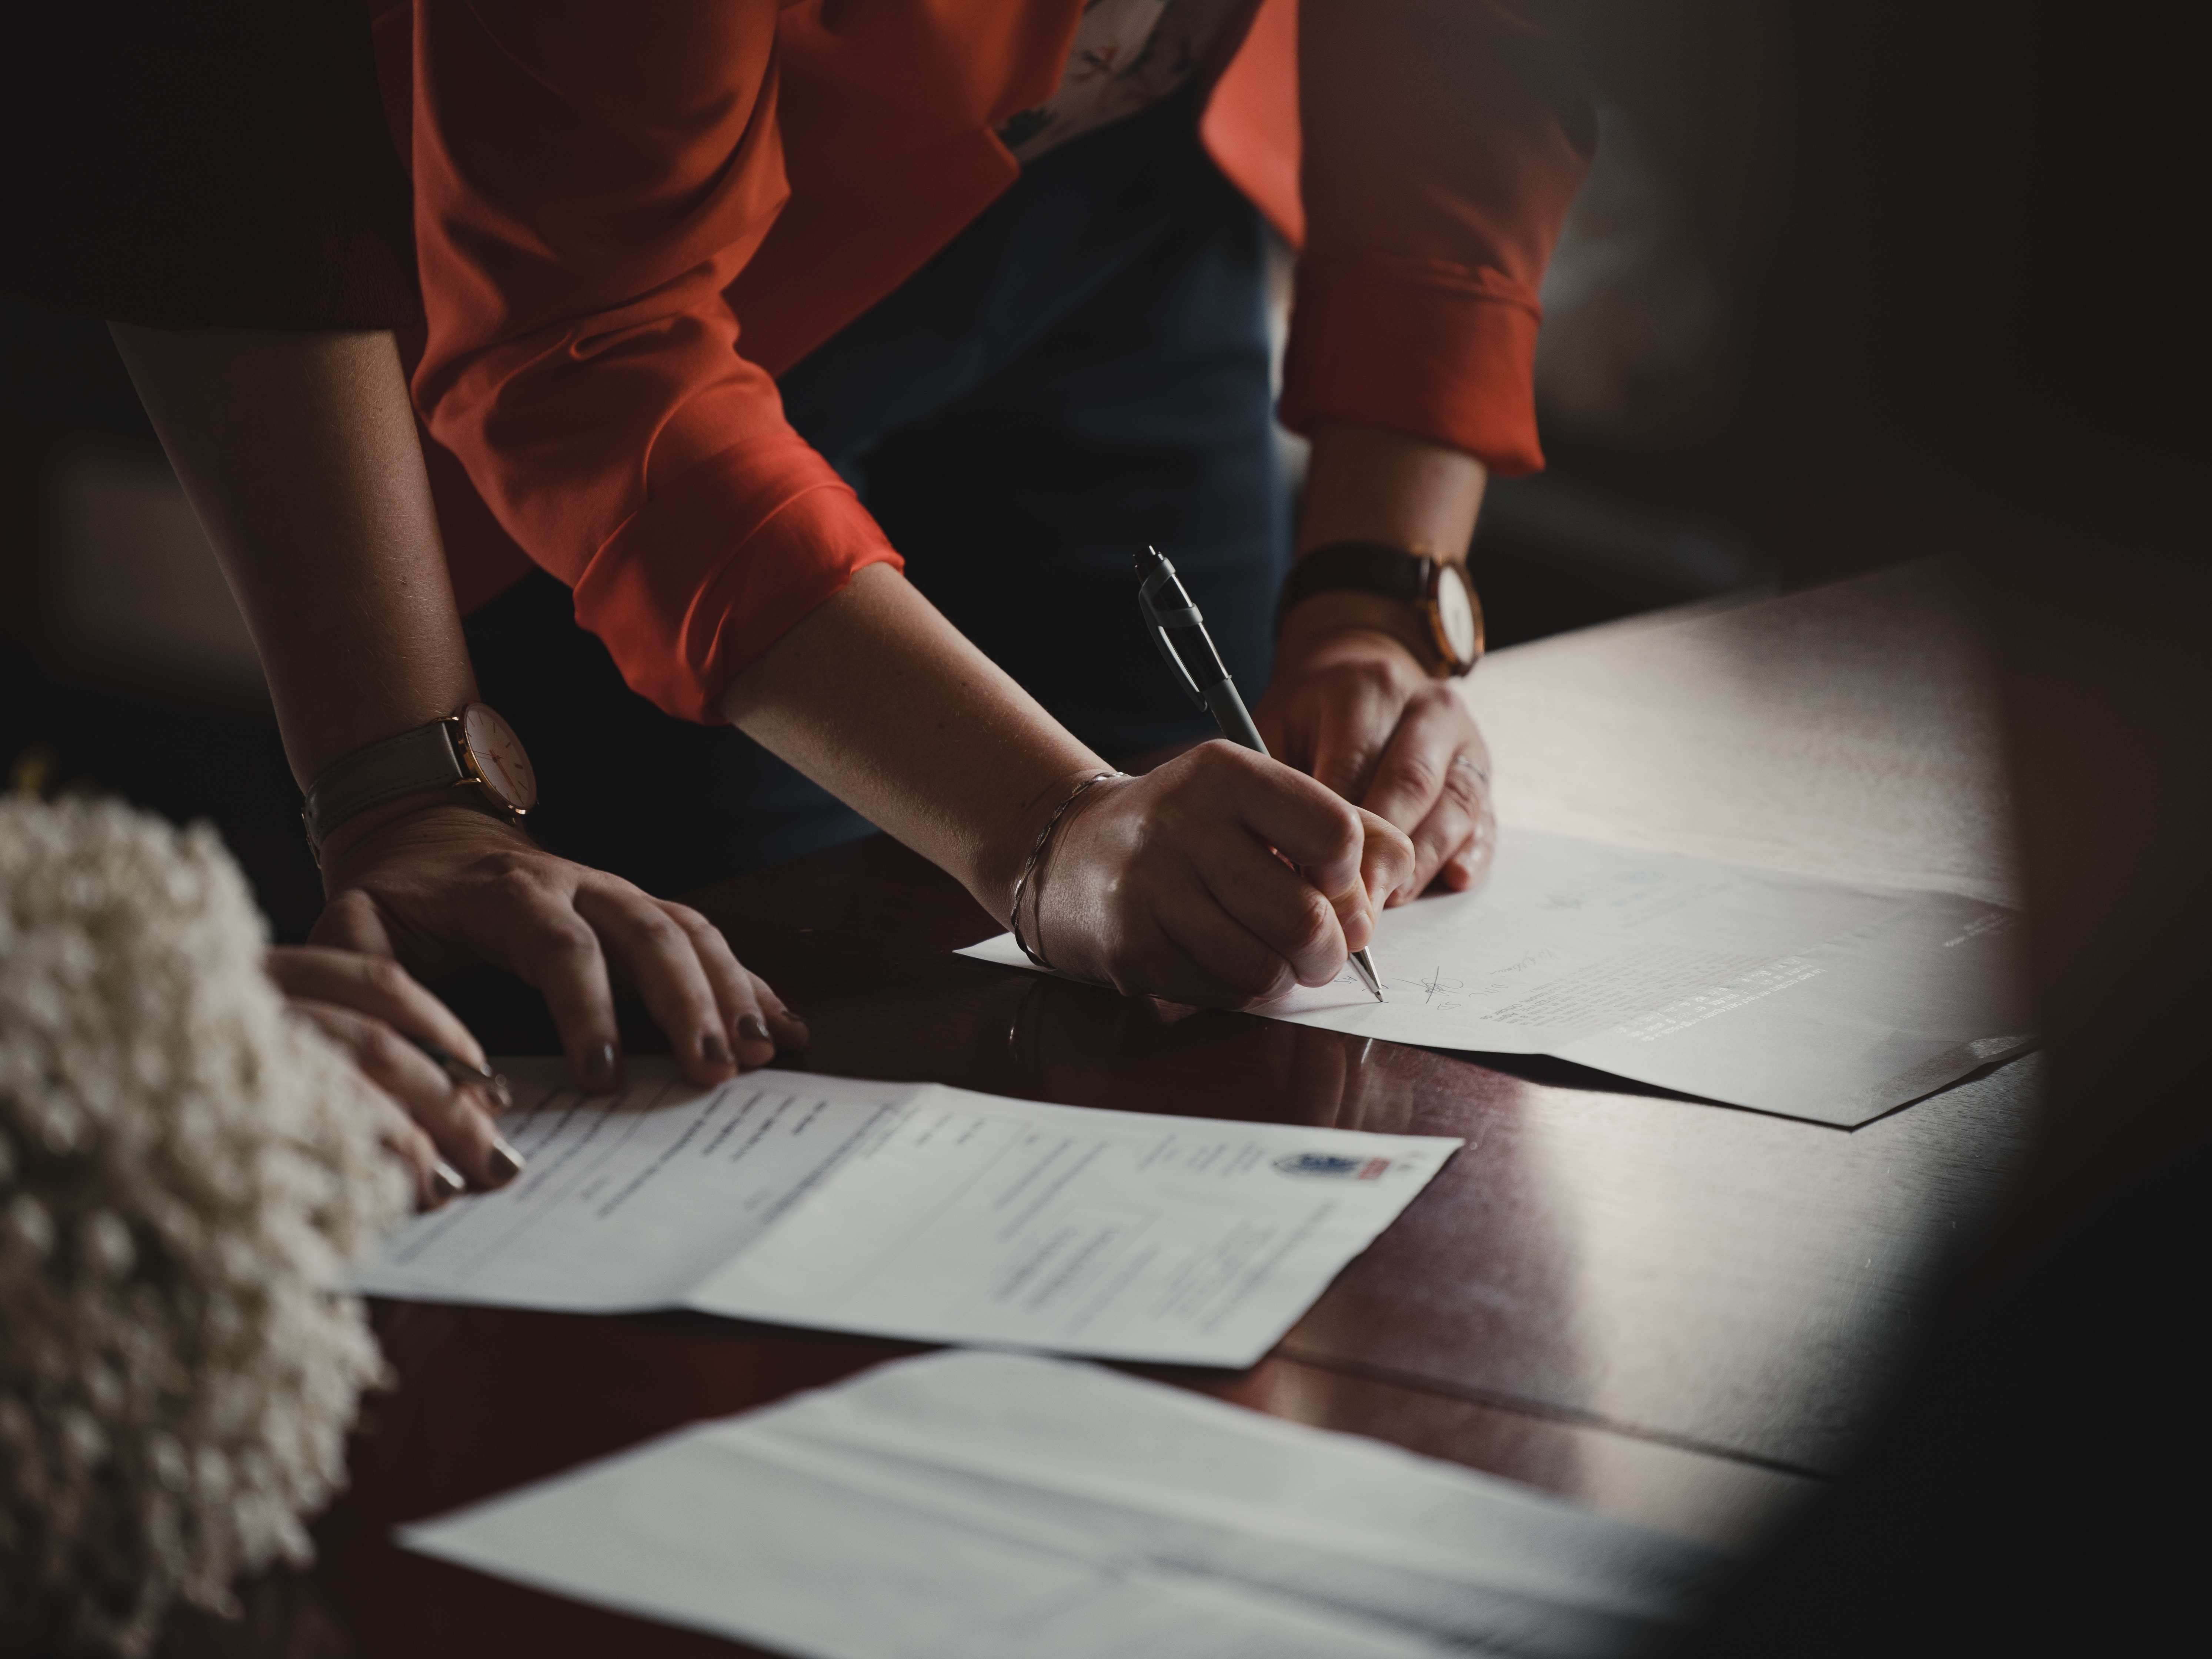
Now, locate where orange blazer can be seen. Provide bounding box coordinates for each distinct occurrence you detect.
[373,1,1592,722]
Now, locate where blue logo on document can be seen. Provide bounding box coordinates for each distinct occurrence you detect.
[1274,1152,1390,1180]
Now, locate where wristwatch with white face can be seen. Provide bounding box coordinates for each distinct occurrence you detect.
[1277,542,1485,677]
[301,702,538,861]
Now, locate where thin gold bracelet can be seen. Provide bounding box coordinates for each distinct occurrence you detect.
[1009,771,1126,970]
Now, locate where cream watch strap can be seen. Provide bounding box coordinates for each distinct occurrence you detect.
[301,721,470,861]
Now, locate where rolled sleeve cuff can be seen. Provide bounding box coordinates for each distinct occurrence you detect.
[1279,255,1548,477]
[572,437,903,724]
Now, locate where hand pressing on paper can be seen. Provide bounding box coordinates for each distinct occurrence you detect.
[310,799,808,1094]
[1025,742,1414,1007]
[266,944,516,1210]
[1258,598,1496,902]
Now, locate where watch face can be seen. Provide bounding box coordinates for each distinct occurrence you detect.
[1433,564,1483,670]
[457,703,538,812]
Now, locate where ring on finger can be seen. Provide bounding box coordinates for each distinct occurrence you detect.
[406,1034,515,1111]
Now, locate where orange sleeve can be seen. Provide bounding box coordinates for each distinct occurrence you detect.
[407,1,899,723]
[1277,0,1596,476]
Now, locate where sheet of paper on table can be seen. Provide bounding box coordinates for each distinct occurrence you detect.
[961,828,2033,1126]
[402,1349,1726,1659]
[349,1060,1458,1367]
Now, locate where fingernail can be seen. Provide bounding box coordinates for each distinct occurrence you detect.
[787,1018,811,1049]
[702,1028,733,1068]
[431,1159,467,1201]
[581,1041,621,1092]
[487,1135,525,1185]
[737,1014,772,1047]
[483,1071,514,1112]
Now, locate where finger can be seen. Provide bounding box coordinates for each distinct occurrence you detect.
[1305,674,1402,805]
[1401,750,1487,899]
[1199,743,1368,907]
[1150,884,1298,1008]
[310,886,399,958]
[664,902,767,1065]
[1441,807,1498,892]
[1252,694,1292,769]
[266,945,490,1073]
[302,895,511,1111]
[470,871,624,1092]
[363,1084,447,1210]
[293,999,513,1192]
[1188,820,1348,988]
[1352,808,1419,927]
[658,901,806,1066]
[748,968,811,1055]
[574,884,735,1085]
[1359,692,1473,839]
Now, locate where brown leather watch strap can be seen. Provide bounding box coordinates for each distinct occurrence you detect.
[1277,542,1434,627]
[1277,540,1485,678]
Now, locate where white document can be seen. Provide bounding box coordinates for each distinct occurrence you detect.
[963,828,2033,1125]
[402,1349,1727,1659]
[351,1061,1458,1366]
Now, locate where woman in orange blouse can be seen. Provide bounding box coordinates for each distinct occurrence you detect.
[329,0,1593,1006]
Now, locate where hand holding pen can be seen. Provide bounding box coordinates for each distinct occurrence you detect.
[1014,741,1411,1008]
[980,547,1412,1009]
[1135,547,1389,1001]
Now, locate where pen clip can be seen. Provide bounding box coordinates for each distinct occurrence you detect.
[1138,550,1208,708]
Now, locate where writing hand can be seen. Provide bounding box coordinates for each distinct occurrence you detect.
[309,800,807,1094]
[1256,604,1495,902]
[1028,742,1415,1006]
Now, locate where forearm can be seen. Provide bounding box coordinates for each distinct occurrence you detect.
[1297,420,1485,557]
[110,325,475,787]
[715,564,1104,921]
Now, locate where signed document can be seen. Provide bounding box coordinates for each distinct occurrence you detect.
[963,830,2032,1125]
[403,1351,1727,1659]
[351,1061,1458,1367]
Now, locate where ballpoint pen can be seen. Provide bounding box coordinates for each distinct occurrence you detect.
[1135,545,1385,1002]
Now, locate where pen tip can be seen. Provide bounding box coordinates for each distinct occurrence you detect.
[1348,948,1384,1002]
[1134,544,1161,578]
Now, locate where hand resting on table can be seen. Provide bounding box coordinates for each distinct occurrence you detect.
[308,800,808,1102]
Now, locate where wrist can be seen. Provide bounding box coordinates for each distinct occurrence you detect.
[971,762,1118,927]
[1276,590,1436,674]
[303,701,537,865]
[1276,544,1483,679]
[281,695,477,794]
[1006,769,1127,966]
[316,788,525,877]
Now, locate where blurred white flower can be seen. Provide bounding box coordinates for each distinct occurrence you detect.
[1,795,406,1656]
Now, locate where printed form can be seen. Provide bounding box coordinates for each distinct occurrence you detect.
[403,1351,1726,1659]
[964,829,2034,1125]
[351,1061,1459,1366]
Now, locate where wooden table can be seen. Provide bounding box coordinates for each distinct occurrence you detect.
[165,560,2037,1657]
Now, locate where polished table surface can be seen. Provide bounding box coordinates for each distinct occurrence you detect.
[164,560,2036,1657]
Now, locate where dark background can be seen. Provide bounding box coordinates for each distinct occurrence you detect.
[4,0,2202,940]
